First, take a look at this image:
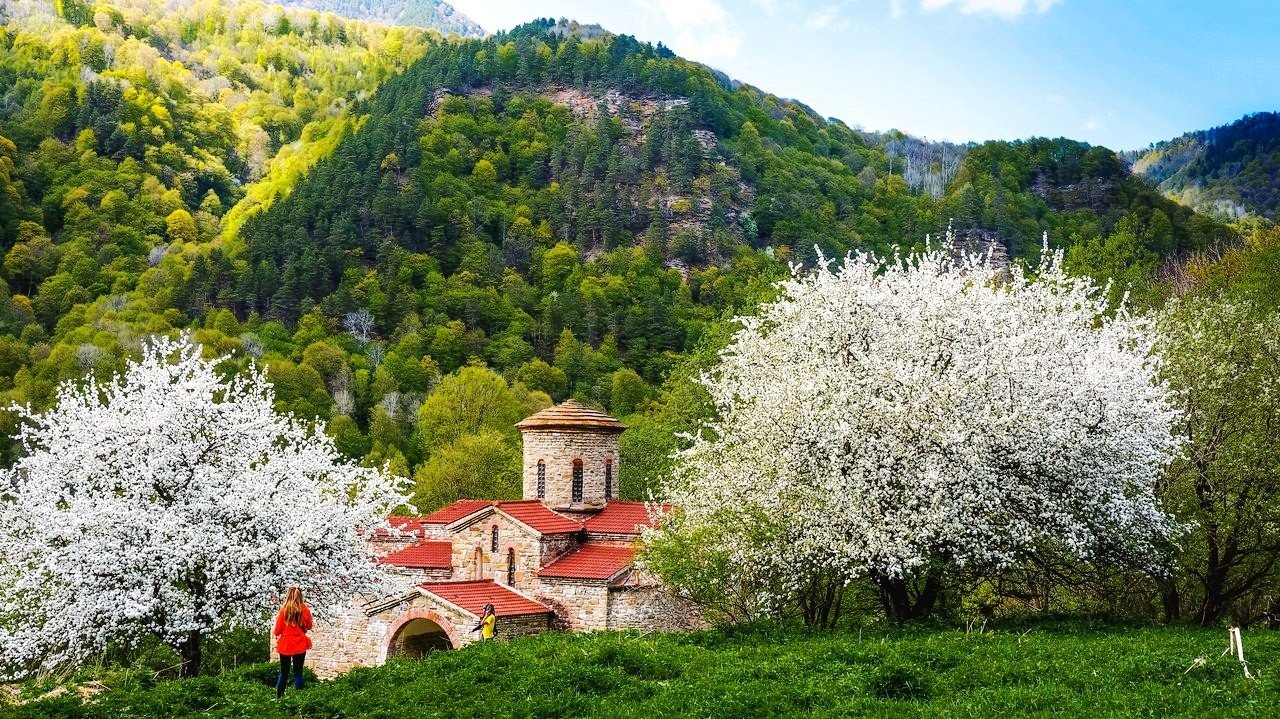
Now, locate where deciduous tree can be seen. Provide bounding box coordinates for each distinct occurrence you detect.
[0,336,409,679]
[1157,296,1280,624]
[652,243,1182,624]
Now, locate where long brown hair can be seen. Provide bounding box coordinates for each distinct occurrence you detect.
[282,587,305,627]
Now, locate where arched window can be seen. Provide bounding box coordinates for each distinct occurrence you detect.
[605,459,613,499]
[507,547,516,586]
[572,459,584,503]
[491,525,499,552]
[536,460,546,499]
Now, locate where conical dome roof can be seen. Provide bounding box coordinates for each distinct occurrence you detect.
[515,399,627,432]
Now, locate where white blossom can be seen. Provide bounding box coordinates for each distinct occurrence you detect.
[0,335,410,678]
[147,246,167,267]
[659,241,1183,606]
[343,309,375,343]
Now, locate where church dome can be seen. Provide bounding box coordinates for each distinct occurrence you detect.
[515,399,627,433]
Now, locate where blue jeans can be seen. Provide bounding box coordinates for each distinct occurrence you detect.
[277,652,305,697]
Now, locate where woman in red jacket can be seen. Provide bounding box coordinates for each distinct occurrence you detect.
[273,587,313,698]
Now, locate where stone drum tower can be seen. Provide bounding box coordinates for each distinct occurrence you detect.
[516,399,626,512]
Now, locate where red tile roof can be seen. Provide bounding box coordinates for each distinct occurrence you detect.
[419,499,493,525]
[496,500,583,535]
[380,540,452,569]
[371,515,427,537]
[583,501,669,535]
[420,580,550,617]
[400,500,584,536]
[539,543,635,581]
[515,399,627,432]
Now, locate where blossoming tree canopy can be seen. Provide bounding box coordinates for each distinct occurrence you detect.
[0,335,411,678]
[657,245,1184,621]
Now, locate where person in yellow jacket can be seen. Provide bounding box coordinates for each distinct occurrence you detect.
[472,604,496,640]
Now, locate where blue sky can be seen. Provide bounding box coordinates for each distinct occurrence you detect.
[448,0,1280,150]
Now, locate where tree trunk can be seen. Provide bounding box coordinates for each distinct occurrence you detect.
[1198,563,1228,626]
[178,630,203,678]
[798,571,847,629]
[877,570,943,623]
[1158,579,1181,623]
[1194,459,1227,626]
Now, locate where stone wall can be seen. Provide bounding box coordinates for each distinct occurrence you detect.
[521,429,621,508]
[306,564,693,679]
[387,566,453,582]
[536,579,610,631]
[607,586,705,632]
[303,598,398,678]
[539,534,578,566]
[583,531,644,543]
[366,534,417,554]
[495,613,553,640]
[305,590,513,678]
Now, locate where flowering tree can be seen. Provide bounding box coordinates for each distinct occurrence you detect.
[653,244,1183,624]
[0,336,410,678]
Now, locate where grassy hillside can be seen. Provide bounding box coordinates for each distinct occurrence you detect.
[7,621,1278,718]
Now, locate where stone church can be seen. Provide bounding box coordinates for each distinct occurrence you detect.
[306,400,695,677]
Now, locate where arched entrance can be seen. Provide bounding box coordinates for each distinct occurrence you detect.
[387,617,453,659]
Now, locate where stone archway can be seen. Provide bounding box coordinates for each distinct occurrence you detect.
[385,609,459,660]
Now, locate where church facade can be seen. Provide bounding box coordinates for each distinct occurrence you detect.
[305,400,696,677]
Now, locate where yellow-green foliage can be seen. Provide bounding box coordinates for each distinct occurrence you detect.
[0,0,433,433]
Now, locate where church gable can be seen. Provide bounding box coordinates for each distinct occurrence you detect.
[446,506,552,589]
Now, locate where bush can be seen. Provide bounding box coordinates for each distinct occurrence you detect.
[5,695,89,719]
[202,627,270,675]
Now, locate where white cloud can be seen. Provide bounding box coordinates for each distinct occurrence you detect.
[676,28,744,59]
[804,4,851,30]
[636,0,742,60]
[640,0,727,26]
[1082,110,1113,132]
[921,0,1061,19]
[890,0,905,18]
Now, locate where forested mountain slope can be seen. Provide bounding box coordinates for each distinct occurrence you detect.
[1131,112,1280,220]
[944,138,1227,302]
[276,0,482,35]
[0,0,434,440]
[0,10,1235,505]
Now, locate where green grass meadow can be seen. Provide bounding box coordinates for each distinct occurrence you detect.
[5,620,1278,718]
